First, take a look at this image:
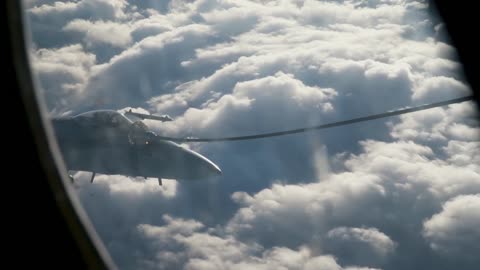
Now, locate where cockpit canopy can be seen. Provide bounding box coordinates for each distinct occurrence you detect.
[72,110,153,145]
[73,110,133,130]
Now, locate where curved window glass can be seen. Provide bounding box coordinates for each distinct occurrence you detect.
[23,1,479,270]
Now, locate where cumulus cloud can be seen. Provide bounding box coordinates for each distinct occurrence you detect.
[28,0,128,20]
[326,227,396,265]
[412,76,470,102]
[423,194,480,259]
[25,0,136,63]
[63,19,133,47]
[70,173,179,268]
[156,72,336,136]
[391,102,480,144]
[136,215,379,270]
[225,138,479,269]
[30,44,95,113]
[29,0,465,118]
[300,0,405,27]
[24,0,479,269]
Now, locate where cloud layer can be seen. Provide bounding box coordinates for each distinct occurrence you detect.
[25,0,479,269]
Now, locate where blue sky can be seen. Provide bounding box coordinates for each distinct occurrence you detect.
[26,0,479,269]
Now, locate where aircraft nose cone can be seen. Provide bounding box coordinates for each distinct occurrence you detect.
[209,160,222,176]
[148,138,222,180]
[190,150,222,178]
[160,140,222,179]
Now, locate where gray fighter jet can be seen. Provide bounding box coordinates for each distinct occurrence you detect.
[51,110,221,185]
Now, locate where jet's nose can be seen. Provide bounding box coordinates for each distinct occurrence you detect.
[208,159,222,176]
[187,149,222,178]
[147,138,222,180]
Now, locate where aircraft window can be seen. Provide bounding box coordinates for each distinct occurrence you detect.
[22,0,479,269]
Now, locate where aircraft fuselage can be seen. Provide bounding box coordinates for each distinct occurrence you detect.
[51,111,221,180]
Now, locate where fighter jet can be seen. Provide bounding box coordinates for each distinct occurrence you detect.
[51,110,221,185]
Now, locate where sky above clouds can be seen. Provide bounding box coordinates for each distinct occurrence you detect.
[25,0,479,269]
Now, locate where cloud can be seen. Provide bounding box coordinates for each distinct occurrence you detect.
[75,23,217,110]
[130,14,175,42]
[326,227,396,264]
[63,19,133,47]
[391,102,480,144]
[29,0,461,121]
[30,44,95,113]
[25,2,132,69]
[28,0,128,20]
[136,215,379,270]
[327,227,395,257]
[444,140,480,168]
[300,0,405,27]
[423,194,480,260]
[156,72,336,136]
[412,76,470,102]
[70,173,179,269]
[227,172,385,247]
[225,138,479,269]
